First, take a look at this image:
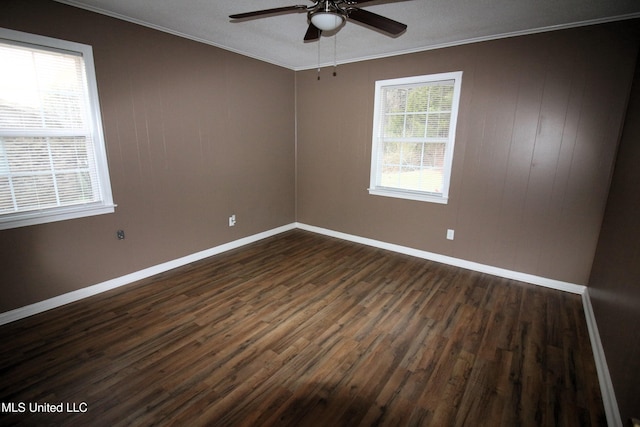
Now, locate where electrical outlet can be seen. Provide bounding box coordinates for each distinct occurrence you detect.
[116,230,125,240]
[228,214,236,227]
[446,229,455,240]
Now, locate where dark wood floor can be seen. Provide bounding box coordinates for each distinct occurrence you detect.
[0,230,605,426]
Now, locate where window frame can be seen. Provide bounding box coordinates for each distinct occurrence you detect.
[368,71,463,204]
[0,27,114,230]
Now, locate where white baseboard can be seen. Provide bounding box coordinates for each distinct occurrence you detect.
[2,221,586,327]
[0,223,296,326]
[0,221,618,423]
[581,289,623,427]
[295,223,586,294]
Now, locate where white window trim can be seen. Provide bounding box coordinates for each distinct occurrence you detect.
[0,27,115,230]
[368,71,463,204]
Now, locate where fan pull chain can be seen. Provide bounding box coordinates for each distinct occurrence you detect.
[317,36,321,80]
[333,33,337,77]
[316,33,338,80]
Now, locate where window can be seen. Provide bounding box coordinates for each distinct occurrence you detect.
[369,72,462,204]
[0,28,114,230]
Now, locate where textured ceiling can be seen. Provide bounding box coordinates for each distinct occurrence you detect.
[54,0,640,70]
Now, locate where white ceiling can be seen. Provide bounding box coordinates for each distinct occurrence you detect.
[55,0,640,70]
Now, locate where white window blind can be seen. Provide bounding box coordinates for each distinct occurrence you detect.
[369,72,462,204]
[0,28,114,229]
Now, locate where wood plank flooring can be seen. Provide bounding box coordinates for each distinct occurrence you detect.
[0,230,605,426]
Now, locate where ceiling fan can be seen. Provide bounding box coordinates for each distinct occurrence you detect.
[229,0,408,41]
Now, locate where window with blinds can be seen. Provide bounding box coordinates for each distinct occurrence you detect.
[0,28,113,230]
[369,72,462,204]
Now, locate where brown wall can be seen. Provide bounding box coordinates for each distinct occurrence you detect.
[589,52,640,423]
[296,21,639,285]
[1,0,639,421]
[0,0,296,312]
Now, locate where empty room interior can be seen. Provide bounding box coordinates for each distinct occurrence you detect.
[1,0,639,425]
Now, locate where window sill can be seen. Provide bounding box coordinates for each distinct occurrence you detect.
[0,203,116,231]
[368,188,449,204]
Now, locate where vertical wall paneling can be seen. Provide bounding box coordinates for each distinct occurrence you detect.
[589,39,640,424]
[0,0,296,312]
[296,21,639,285]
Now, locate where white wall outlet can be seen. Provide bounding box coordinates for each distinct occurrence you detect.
[446,229,455,240]
[228,214,236,227]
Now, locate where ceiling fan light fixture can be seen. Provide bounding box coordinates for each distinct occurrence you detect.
[310,12,345,31]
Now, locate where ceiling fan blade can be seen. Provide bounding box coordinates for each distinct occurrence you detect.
[346,7,407,35]
[304,23,322,41]
[347,0,412,3]
[230,5,308,20]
